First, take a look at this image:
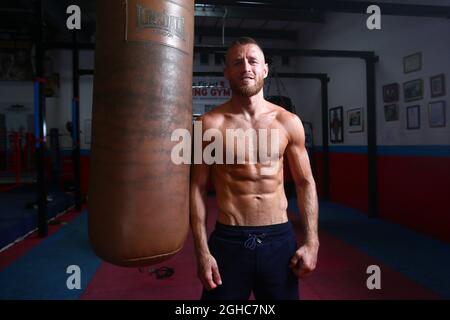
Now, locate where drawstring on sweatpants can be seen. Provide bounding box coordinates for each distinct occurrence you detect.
[244,233,266,250]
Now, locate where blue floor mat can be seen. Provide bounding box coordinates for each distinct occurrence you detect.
[0,212,102,299]
[0,184,74,249]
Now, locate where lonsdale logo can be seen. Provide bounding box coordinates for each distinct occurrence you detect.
[136,5,185,40]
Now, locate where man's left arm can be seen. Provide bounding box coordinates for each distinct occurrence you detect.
[285,114,319,278]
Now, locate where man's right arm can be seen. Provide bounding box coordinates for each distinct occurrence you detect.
[190,116,222,290]
[190,159,211,260]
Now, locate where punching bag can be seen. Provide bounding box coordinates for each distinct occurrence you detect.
[88,0,194,267]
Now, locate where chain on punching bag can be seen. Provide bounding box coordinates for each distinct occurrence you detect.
[89,0,194,267]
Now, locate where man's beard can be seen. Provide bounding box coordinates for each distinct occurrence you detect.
[230,76,264,97]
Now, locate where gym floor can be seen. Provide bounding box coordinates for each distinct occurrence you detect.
[1,195,449,300]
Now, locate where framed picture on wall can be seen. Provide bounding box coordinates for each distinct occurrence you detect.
[428,101,446,128]
[329,106,343,143]
[384,104,399,122]
[404,79,423,102]
[403,52,422,74]
[382,83,399,103]
[430,74,446,98]
[347,108,364,133]
[406,105,420,130]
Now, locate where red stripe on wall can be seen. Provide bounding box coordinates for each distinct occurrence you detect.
[329,152,368,213]
[313,151,450,243]
[311,152,368,210]
[379,156,450,243]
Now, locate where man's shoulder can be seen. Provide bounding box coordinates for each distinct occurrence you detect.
[196,102,228,128]
[265,101,302,126]
[266,101,304,142]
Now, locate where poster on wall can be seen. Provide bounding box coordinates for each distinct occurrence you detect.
[329,106,343,143]
[347,108,364,133]
[403,52,422,74]
[430,74,446,98]
[382,83,399,103]
[406,105,420,130]
[428,101,446,128]
[404,79,423,102]
[192,77,230,117]
[384,104,399,122]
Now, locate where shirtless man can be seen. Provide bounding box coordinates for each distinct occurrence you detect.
[190,37,319,300]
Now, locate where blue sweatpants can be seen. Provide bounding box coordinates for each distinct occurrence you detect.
[201,221,299,300]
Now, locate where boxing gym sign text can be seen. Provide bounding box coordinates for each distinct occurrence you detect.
[192,80,231,99]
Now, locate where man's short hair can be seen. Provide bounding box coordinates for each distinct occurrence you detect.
[225,37,264,65]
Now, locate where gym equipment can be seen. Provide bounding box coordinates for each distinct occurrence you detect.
[89,0,194,267]
[265,60,295,113]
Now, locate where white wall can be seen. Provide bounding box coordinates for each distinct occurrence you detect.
[40,49,94,150]
[295,12,450,147]
[0,82,34,135]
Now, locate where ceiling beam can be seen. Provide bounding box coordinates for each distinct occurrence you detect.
[194,5,324,22]
[331,1,450,18]
[48,2,323,23]
[196,0,450,19]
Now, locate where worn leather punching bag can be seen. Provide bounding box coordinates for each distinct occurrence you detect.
[88,0,194,267]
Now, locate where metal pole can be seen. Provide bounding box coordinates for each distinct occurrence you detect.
[366,55,378,218]
[321,76,330,201]
[33,0,47,237]
[72,31,82,211]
